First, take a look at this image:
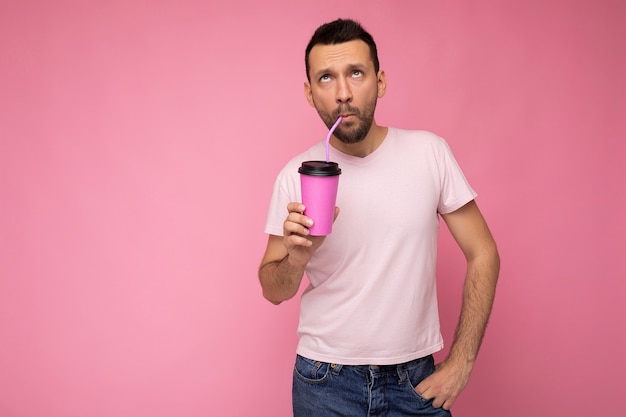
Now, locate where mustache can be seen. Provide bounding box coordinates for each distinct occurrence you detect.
[333,105,360,119]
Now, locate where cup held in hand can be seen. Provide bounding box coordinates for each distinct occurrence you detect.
[298,161,341,236]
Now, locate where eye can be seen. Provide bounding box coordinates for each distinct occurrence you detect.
[320,74,331,83]
[352,70,363,78]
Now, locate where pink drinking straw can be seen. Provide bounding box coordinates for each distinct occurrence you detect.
[326,116,343,163]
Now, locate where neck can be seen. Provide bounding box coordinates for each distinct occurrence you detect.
[331,122,388,158]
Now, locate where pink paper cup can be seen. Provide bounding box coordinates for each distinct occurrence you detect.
[298,161,342,236]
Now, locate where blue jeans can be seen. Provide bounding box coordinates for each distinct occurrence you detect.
[292,354,452,417]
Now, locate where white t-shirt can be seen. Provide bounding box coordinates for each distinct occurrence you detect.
[264,128,477,365]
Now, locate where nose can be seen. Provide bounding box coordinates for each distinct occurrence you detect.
[335,78,352,104]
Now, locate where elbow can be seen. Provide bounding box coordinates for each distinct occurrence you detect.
[258,260,299,305]
[491,243,501,275]
[260,282,289,305]
[263,291,284,305]
[483,236,500,266]
[261,286,296,305]
[468,242,500,281]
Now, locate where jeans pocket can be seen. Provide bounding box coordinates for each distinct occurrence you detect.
[293,355,331,384]
[405,355,436,403]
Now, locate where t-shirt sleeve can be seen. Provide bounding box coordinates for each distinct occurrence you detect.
[264,168,299,236]
[436,138,478,214]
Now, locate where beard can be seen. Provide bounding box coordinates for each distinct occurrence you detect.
[316,98,377,144]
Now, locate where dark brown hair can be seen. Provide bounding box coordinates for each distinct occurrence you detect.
[305,18,380,81]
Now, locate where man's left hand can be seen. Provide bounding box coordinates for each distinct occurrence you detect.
[414,357,473,410]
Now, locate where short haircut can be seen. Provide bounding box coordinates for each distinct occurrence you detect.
[305,18,380,81]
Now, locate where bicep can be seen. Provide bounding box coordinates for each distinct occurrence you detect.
[441,200,497,261]
[260,234,288,268]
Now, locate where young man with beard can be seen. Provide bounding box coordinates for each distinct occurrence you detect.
[259,18,500,416]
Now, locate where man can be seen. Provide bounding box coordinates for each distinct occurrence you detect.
[259,18,499,416]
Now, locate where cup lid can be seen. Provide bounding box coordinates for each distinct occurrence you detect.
[298,161,341,176]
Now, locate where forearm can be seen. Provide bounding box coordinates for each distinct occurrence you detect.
[448,250,500,364]
[259,255,306,305]
[417,202,499,409]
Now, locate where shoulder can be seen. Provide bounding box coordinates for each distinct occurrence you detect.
[388,127,450,152]
[389,127,444,143]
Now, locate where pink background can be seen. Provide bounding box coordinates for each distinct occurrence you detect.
[1,1,624,416]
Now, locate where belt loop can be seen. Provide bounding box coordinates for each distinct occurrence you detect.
[330,363,343,376]
[397,364,408,383]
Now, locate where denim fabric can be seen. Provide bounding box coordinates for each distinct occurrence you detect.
[292,354,452,417]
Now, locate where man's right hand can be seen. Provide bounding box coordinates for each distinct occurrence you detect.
[258,202,339,304]
[282,202,339,268]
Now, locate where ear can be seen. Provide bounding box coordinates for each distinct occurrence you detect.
[304,81,315,107]
[377,70,387,98]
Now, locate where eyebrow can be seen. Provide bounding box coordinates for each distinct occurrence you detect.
[313,63,369,79]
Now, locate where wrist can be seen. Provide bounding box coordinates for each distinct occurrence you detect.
[447,348,477,367]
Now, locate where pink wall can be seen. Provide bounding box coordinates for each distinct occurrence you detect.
[1,1,624,416]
